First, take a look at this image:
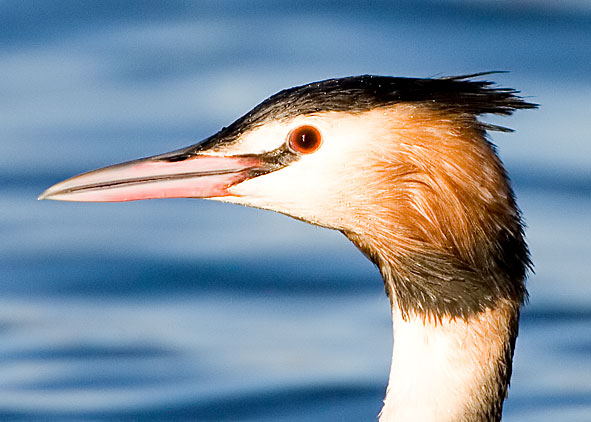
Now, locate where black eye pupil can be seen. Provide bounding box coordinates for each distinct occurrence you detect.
[289,126,322,154]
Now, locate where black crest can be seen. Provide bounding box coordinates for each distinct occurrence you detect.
[256,72,536,120]
[196,72,537,152]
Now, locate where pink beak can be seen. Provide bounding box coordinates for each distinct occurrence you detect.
[38,149,265,202]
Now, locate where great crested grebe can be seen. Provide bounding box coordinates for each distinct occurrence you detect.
[40,73,535,421]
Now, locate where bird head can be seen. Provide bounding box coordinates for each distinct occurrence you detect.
[40,74,535,318]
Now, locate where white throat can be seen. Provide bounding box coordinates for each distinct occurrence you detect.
[379,303,513,422]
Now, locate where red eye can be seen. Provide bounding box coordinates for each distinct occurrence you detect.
[288,125,322,154]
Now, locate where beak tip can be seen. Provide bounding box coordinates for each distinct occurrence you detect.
[38,187,55,201]
[38,185,62,201]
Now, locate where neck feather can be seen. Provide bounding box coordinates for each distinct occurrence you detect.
[338,105,529,420]
[379,299,519,422]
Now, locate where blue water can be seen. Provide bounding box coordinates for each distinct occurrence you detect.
[2,1,591,420]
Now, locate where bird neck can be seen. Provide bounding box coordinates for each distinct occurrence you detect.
[345,224,525,421]
[380,299,520,422]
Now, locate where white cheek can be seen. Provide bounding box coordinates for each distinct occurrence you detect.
[221,110,389,226]
[227,131,365,224]
[228,157,332,220]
